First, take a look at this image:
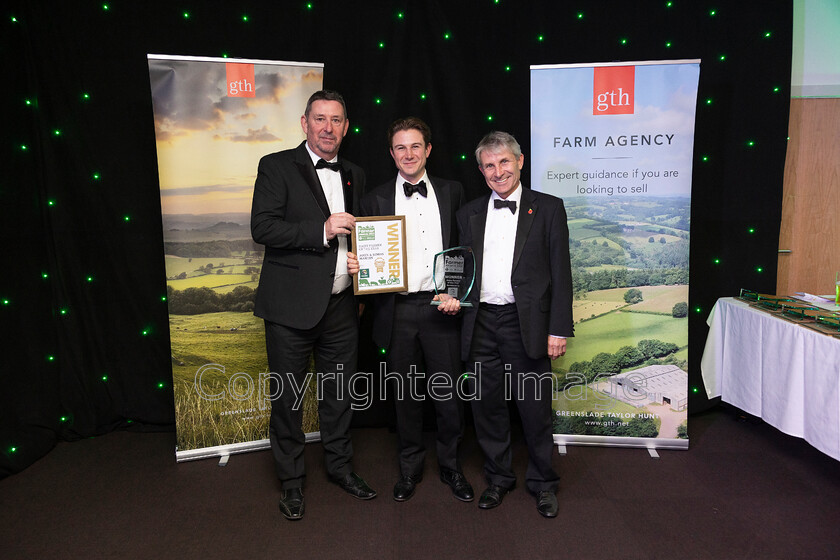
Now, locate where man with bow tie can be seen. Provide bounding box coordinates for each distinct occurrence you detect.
[347,117,474,503]
[456,131,574,518]
[251,90,376,521]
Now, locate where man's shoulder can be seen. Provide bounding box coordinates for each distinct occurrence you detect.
[525,187,562,203]
[260,142,306,165]
[457,194,489,218]
[361,180,395,205]
[429,175,464,190]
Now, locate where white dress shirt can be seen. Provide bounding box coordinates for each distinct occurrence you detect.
[306,144,350,294]
[394,171,443,293]
[480,184,523,304]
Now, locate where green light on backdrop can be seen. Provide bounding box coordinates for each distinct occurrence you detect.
[20,144,28,151]
[419,93,426,100]
[443,32,451,40]
[620,38,628,45]
[47,355,55,362]
[353,127,361,133]
[709,9,717,16]
[748,228,756,234]
[102,375,108,382]
[378,41,385,48]
[719,55,726,61]
[183,12,190,19]
[242,15,249,22]
[714,258,721,264]
[577,12,584,19]
[665,41,672,48]
[756,267,764,273]
[102,4,109,10]
[86,276,94,282]
[537,35,544,42]
[487,115,493,122]
[2,299,10,305]
[374,98,381,105]
[746,140,755,147]
[48,200,56,206]
[25,99,32,106]
[123,215,131,222]
[53,129,61,136]
[460,154,467,160]
[764,31,772,38]
[397,12,404,19]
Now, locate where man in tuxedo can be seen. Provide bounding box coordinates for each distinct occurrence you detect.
[251,90,376,521]
[346,117,473,503]
[456,131,573,518]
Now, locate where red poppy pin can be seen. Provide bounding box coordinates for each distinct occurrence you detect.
[528,208,533,214]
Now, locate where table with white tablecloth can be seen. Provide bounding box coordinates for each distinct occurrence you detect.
[700,297,840,461]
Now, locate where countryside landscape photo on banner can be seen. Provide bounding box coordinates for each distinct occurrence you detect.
[531,60,700,448]
[148,55,324,459]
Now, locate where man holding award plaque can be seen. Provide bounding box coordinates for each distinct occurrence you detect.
[456,131,574,518]
[347,117,474,503]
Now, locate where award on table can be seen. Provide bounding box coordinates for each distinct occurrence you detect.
[431,246,475,307]
[352,215,409,295]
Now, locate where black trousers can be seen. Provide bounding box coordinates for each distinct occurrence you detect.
[386,292,464,477]
[467,303,559,493]
[263,289,358,490]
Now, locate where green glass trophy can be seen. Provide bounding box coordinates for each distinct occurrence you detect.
[431,246,475,307]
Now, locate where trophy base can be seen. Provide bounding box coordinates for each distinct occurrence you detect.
[431,300,473,307]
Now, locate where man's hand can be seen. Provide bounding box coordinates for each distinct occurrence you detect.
[347,251,359,275]
[325,212,355,240]
[547,336,566,361]
[433,293,461,315]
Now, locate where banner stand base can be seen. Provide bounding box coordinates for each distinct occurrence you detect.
[557,445,567,456]
[218,455,230,467]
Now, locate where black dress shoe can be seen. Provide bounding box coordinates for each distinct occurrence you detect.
[536,490,558,518]
[439,468,474,502]
[478,484,509,509]
[393,474,422,502]
[332,472,377,500]
[278,488,304,520]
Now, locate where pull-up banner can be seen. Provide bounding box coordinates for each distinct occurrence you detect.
[148,55,324,462]
[531,60,700,451]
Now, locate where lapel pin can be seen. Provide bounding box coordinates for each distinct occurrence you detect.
[528,208,533,214]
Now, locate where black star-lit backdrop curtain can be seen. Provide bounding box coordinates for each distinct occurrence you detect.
[1,1,792,477]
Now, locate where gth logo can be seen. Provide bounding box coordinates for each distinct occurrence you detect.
[593,65,634,115]
[226,63,255,98]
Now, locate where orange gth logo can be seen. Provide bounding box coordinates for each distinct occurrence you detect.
[593,66,634,115]
[226,63,255,98]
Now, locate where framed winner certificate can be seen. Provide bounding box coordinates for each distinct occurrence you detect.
[352,215,408,295]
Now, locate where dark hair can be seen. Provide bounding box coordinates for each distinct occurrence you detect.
[387,116,431,148]
[304,90,347,119]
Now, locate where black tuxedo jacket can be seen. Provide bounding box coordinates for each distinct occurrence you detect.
[359,176,466,350]
[456,187,574,361]
[251,141,364,329]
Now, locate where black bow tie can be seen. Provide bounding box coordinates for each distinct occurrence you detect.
[494,199,517,214]
[315,158,342,172]
[403,180,427,197]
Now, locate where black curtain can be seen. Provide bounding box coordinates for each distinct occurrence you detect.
[1,0,792,477]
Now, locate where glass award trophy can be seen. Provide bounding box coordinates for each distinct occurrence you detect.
[431,246,475,307]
